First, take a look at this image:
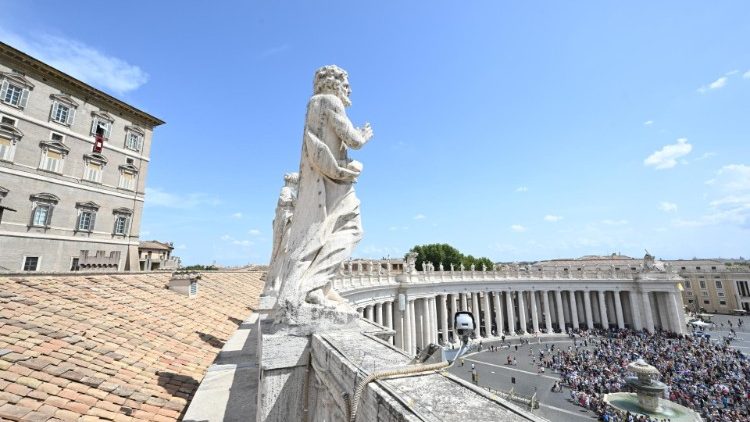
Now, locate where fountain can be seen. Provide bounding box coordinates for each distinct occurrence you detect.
[603,359,702,421]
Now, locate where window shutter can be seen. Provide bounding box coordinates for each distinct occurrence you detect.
[30,205,38,226]
[45,205,54,227]
[89,212,96,231]
[50,102,59,121]
[67,107,75,126]
[19,89,29,109]
[0,80,7,100]
[91,118,98,135]
[76,212,82,231]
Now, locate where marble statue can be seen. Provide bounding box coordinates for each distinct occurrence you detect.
[439,262,444,271]
[405,252,418,273]
[263,173,299,296]
[271,65,374,308]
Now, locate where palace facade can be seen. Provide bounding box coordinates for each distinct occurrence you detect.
[0,42,163,272]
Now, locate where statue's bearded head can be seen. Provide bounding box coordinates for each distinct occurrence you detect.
[313,65,351,107]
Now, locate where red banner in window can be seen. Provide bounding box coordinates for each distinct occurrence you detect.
[93,134,104,153]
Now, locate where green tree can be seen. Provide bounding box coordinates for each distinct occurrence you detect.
[408,243,493,271]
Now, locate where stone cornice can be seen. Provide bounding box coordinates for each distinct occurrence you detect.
[0,42,164,128]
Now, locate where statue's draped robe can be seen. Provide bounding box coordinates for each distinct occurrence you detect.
[276,94,367,303]
[264,184,296,294]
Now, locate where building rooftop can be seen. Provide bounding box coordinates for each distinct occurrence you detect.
[139,241,174,251]
[0,42,164,128]
[0,271,263,421]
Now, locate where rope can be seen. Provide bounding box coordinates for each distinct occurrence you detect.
[348,361,449,422]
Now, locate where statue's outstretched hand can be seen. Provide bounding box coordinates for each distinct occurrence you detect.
[359,122,373,142]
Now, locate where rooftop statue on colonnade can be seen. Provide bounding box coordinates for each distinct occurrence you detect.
[262,65,374,317]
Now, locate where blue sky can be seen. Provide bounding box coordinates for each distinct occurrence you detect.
[2,1,749,265]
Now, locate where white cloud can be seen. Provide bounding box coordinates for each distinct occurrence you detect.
[220,234,232,241]
[248,229,261,236]
[725,70,739,76]
[698,76,727,93]
[544,215,563,222]
[676,164,750,229]
[696,152,717,161]
[744,70,750,79]
[709,164,750,192]
[643,138,692,170]
[413,214,426,220]
[658,202,678,212]
[145,187,220,209]
[601,219,628,226]
[510,224,526,232]
[1,29,148,95]
[515,186,528,192]
[231,212,243,219]
[644,120,654,126]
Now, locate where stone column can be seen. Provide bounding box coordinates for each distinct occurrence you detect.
[365,305,373,321]
[517,291,527,334]
[641,292,655,332]
[598,291,609,329]
[450,294,458,335]
[410,300,418,354]
[629,291,642,330]
[555,290,566,332]
[614,292,625,329]
[471,293,481,338]
[542,291,552,333]
[460,293,468,311]
[584,291,594,330]
[404,299,413,354]
[669,292,684,334]
[429,296,438,344]
[386,301,394,328]
[375,303,383,325]
[395,301,404,349]
[569,291,580,330]
[440,294,449,344]
[482,292,492,337]
[530,290,539,333]
[493,292,504,336]
[505,291,515,334]
[358,308,364,318]
[422,298,430,347]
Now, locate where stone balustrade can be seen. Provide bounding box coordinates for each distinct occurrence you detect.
[334,267,687,358]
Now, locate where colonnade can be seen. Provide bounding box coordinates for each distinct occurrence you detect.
[358,289,684,356]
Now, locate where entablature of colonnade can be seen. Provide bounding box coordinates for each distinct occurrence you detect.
[335,270,685,307]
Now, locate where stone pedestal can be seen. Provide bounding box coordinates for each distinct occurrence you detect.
[256,318,312,422]
[257,303,358,422]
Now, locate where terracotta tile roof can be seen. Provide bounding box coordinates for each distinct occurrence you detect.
[0,271,264,421]
[138,241,173,251]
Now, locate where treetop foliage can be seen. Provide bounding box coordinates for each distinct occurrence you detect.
[407,243,494,271]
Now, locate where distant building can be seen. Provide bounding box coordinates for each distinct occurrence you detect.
[0,42,164,272]
[666,259,750,314]
[139,240,180,271]
[531,254,750,315]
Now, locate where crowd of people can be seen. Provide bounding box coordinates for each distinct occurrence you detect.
[539,328,749,421]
